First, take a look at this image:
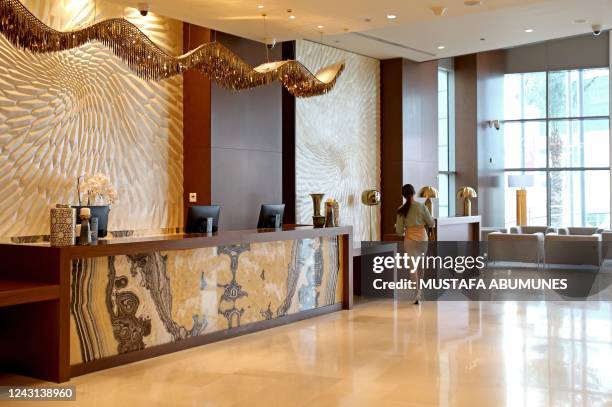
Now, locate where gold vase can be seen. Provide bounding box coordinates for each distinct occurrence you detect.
[310,193,326,228]
[310,193,325,216]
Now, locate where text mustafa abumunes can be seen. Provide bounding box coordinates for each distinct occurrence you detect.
[371,253,568,290]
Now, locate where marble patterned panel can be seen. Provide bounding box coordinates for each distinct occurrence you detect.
[69,236,341,365]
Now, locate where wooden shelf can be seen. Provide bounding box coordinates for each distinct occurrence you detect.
[0,280,60,308]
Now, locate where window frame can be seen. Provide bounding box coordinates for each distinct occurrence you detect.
[438,68,456,217]
[503,69,610,227]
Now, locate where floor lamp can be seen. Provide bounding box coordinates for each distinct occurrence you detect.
[508,174,534,226]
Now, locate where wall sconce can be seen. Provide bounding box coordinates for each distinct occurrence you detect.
[487,120,501,130]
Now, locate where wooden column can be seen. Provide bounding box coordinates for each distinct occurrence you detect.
[380,59,404,237]
[380,58,438,236]
[182,23,212,216]
[282,41,296,224]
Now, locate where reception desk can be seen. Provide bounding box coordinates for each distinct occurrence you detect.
[0,226,352,382]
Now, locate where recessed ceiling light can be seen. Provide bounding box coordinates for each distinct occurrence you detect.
[464,0,482,6]
[386,14,397,20]
[364,18,372,22]
[573,19,587,24]
[317,25,324,29]
[524,28,534,33]
[256,4,264,9]
[437,45,445,50]
[480,37,485,41]
[288,14,296,19]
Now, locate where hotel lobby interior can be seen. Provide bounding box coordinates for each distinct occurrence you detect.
[0,0,611,405]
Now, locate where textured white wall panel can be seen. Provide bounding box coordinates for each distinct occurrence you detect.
[295,40,380,241]
[0,0,183,237]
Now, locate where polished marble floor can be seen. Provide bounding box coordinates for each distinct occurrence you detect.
[2,299,611,406]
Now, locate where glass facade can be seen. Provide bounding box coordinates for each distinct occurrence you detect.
[503,68,610,228]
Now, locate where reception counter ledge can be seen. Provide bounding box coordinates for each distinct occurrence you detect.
[0,226,353,382]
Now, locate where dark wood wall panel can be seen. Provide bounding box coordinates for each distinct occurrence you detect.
[183,23,212,216]
[380,58,439,235]
[282,41,296,224]
[402,59,438,199]
[477,51,506,227]
[210,32,283,230]
[380,59,404,236]
[454,54,479,216]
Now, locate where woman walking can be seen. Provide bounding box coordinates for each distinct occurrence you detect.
[395,184,435,304]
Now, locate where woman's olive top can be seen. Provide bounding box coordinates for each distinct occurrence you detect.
[395,201,435,236]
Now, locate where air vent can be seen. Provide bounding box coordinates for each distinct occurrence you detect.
[351,32,436,57]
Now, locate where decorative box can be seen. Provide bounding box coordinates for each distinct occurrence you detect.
[50,205,76,246]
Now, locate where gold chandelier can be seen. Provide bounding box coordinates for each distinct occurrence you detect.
[0,0,345,97]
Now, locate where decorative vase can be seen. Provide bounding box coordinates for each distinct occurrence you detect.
[313,216,326,228]
[324,205,335,227]
[325,200,339,227]
[79,208,92,245]
[310,193,325,227]
[72,205,110,237]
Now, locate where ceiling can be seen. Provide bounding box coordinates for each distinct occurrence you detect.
[124,0,612,61]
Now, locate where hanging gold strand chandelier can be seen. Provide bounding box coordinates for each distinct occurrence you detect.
[0,0,345,97]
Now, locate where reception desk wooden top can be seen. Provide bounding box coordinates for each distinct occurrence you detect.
[0,226,353,383]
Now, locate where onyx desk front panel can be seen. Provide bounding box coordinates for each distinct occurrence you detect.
[0,226,353,382]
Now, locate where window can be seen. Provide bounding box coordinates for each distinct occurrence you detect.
[438,68,455,217]
[503,68,610,228]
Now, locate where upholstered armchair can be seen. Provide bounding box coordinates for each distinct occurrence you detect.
[544,233,601,268]
[487,232,545,269]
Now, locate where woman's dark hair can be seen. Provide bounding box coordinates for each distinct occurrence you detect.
[397,184,415,217]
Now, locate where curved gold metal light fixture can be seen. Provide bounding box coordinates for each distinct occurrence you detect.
[0,0,345,97]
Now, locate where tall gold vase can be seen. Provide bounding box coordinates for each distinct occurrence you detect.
[310,193,326,227]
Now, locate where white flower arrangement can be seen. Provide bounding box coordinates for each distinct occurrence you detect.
[77,173,118,206]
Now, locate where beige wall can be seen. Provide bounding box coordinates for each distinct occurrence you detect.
[0,0,183,237]
[295,40,380,241]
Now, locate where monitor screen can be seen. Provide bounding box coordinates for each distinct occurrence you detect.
[257,204,285,229]
[185,205,220,233]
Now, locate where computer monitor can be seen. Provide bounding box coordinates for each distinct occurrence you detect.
[185,205,220,233]
[257,204,285,229]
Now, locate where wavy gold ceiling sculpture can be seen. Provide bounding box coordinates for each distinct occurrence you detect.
[0,0,344,97]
